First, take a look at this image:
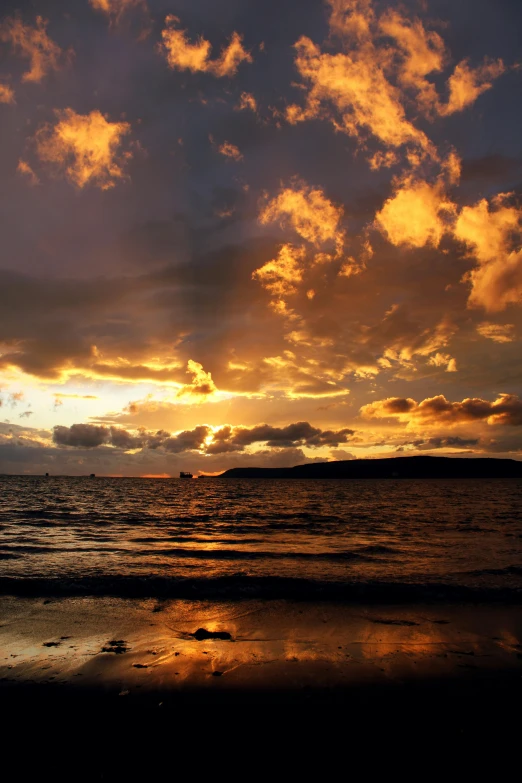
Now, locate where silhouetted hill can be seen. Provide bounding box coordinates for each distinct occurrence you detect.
[220,456,522,479]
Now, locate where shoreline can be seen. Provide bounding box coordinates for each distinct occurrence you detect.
[2,576,521,603]
[3,594,522,766]
[3,595,521,702]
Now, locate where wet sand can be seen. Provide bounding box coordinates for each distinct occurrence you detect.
[2,595,521,698]
[2,596,522,771]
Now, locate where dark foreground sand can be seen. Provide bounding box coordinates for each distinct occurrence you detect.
[2,596,521,769]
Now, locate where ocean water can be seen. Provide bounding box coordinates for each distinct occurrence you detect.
[1,476,521,601]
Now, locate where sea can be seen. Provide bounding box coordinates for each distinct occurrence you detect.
[1,476,521,602]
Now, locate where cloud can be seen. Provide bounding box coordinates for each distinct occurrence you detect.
[428,352,457,372]
[50,420,355,456]
[287,0,507,164]
[208,421,354,452]
[53,423,110,448]
[259,182,344,251]
[177,360,217,399]
[0,83,15,104]
[377,8,445,115]
[162,425,210,453]
[375,177,456,248]
[54,393,99,400]
[89,0,148,23]
[160,16,252,77]
[236,92,257,113]
[0,391,25,409]
[441,59,505,115]
[361,393,522,426]
[403,436,480,450]
[0,15,67,83]
[453,196,522,311]
[370,309,457,371]
[253,243,306,299]
[476,322,515,343]
[217,141,243,162]
[34,109,132,190]
[287,32,432,157]
[287,0,434,158]
[17,159,39,185]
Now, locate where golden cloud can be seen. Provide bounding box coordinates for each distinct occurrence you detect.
[259,182,344,251]
[427,352,457,372]
[252,244,306,299]
[376,312,457,372]
[376,178,455,248]
[287,34,432,156]
[476,322,515,343]
[35,109,132,190]
[441,59,505,115]
[379,9,445,113]
[176,360,217,400]
[453,196,522,311]
[288,1,507,164]
[0,83,15,103]
[160,16,252,77]
[361,393,522,426]
[0,15,66,83]
[217,141,243,161]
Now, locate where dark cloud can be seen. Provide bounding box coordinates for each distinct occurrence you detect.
[408,436,480,449]
[50,419,355,455]
[461,155,522,184]
[53,423,109,448]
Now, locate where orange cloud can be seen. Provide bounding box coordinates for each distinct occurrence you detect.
[35,109,132,190]
[428,352,457,372]
[476,322,515,343]
[287,34,432,156]
[217,141,243,161]
[177,360,217,400]
[17,159,39,185]
[259,182,344,251]
[236,92,257,112]
[376,312,457,373]
[0,15,67,83]
[0,83,15,104]
[453,196,522,311]
[378,8,445,114]
[89,0,148,22]
[160,16,252,77]
[441,59,505,115]
[253,244,306,299]
[376,178,455,248]
[361,393,522,426]
[288,1,507,164]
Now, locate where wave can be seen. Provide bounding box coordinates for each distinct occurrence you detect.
[466,565,522,577]
[0,575,520,603]
[0,544,385,561]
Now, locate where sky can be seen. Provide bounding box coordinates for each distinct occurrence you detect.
[0,0,521,476]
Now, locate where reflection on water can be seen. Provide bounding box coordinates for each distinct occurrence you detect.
[0,476,521,593]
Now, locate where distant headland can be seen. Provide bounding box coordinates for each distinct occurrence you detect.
[220,455,522,479]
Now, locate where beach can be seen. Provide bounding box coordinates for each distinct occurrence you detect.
[2,475,522,767]
[3,596,522,724]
